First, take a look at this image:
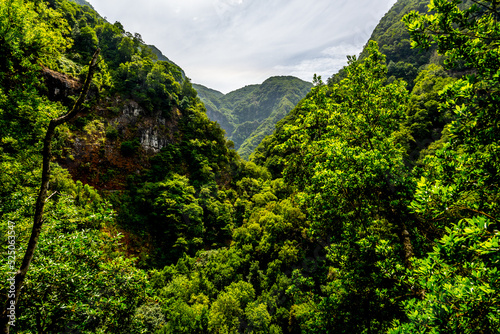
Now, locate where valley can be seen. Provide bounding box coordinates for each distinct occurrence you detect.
[0,0,499,333]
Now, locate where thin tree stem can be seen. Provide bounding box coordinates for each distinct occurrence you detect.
[0,49,100,334]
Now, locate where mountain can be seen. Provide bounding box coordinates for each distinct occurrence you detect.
[192,83,235,135]
[353,0,473,88]
[147,44,186,78]
[147,44,172,62]
[70,0,93,8]
[364,0,434,84]
[325,0,441,89]
[194,76,312,159]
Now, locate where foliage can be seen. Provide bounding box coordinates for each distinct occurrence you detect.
[336,0,436,87]
[388,0,500,330]
[114,57,183,113]
[268,42,414,332]
[390,216,500,333]
[405,63,456,161]
[0,167,148,333]
[121,139,140,156]
[0,0,69,151]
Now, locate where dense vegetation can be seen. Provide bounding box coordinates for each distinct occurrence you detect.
[194,77,312,159]
[0,0,499,333]
[358,0,435,86]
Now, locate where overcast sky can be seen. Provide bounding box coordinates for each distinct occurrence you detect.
[88,0,397,93]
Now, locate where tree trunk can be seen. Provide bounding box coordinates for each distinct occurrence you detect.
[395,217,426,298]
[398,221,414,270]
[0,49,100,334]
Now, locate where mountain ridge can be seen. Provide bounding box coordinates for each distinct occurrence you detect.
[194,75,312,159]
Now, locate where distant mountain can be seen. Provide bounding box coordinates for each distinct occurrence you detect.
[194,76,312,159]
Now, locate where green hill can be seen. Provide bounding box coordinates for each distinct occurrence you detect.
[69,0,94,9]
[363,0,434,84]
[346,0,474,88]
[194,76,312,159]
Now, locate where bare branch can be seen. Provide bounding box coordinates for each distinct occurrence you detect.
[0,49,100,334]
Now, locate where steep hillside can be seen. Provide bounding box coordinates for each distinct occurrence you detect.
[363,0,434,84]
[348,0,474,88]
[0,0,244,330]
[70,0,92,8]
[147,44,187,78]
[193,83,235,135]
[194,76,312,159]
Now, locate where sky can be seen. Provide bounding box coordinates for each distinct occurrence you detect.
[88,0,398,93]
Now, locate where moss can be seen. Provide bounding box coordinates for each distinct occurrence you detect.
[105,124,119,140]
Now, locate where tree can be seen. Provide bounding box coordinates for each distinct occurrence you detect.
[208,281,255,333]
[0,49,99,333]
[280,41,413,258]
[391,0,500,330]
[405,64,455,161]
[0,0,70,150]
[274,41,415,332]
[120,174,205,266]
[72,25,99,59]
[390,216,500,333]
[8,191,148,333]
[403,0,500,237]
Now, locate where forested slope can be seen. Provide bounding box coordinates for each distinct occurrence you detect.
[0,0,246,331]
[361,0,434,85]
[1,0,499,333]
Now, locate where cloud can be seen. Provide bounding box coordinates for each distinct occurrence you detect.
[272,43,375,82]
[89,0,397,93]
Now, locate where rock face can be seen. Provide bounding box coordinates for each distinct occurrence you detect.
[115,100,175,153]
[42,68,82,103]
[41,67,181,189]
[58,97,180,189]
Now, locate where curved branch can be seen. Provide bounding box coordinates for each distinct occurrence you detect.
[0,49,100,334]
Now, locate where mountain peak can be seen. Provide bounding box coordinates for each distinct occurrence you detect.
[195,76,312,159]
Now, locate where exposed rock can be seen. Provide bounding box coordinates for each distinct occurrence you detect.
[42,68,82,103]
[42,67,181,189]
[110,99,175,153]
[59,97,180,189]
